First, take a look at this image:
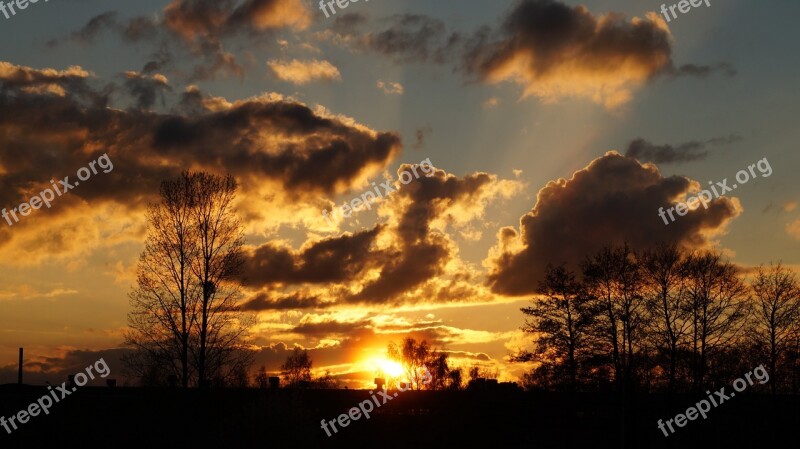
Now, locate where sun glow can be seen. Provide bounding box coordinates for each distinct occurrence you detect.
[369,357,404,378]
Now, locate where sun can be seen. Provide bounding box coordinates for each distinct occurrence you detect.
[369,357,404,378]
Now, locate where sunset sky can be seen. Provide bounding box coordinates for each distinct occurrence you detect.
[0,0,798,387]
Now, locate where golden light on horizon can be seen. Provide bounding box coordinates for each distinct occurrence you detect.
[368,356,404,379]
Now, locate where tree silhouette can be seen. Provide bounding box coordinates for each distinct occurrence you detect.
[516,263,594,390]
[447,367,463,390]
[516,244,772,394]
[255,366,269,389]
[683,251,749,390]
[189,172,247,388]
[312,371,340,389]
[281,347,312,387]
[124,171,252,388]
[749,262,800,394]
[387,337,455,390]
[124,173,199,387]
[426,351,450,390]
[582,244,646,390]
[640,243,691,395]
[388,338,430,390]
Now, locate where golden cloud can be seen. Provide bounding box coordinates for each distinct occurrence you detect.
[267,59,342,85]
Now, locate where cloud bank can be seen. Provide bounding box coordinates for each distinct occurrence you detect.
[486,152,741,295]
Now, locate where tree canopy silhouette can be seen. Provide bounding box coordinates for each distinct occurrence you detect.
[516,243,800,394]
[124,171,252,388]
[281,347,312,387]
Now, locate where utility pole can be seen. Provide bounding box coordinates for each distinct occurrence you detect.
[18,347,23,384]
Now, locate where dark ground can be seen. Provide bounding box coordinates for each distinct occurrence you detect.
[0,384,796,448]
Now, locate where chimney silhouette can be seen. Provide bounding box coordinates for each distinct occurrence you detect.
[18,347,23,384]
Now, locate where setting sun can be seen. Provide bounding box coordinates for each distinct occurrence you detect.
[369,357,404,378]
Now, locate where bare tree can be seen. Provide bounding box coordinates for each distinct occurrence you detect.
[125,171,251,388]
[640,243,691,394]
[614,244,646,386]
[125,173,200,387]
[514,244,793,395]
[225,362,250,388]
[583,245,646,389]
[683,251,749,389]
[583,246,622,386]
[189,172,246,388]
[750,262,800,394]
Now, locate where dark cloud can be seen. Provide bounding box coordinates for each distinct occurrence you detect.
[285,316,486,350]
[240,227,384,287]
[352,239,448,303]
[187,40,244,81]
[364,14,461,63]
[141,44,174,75]
[322,1,729,107]
[56,0,311,81]
[53,11,119,45]
[162,0,236,41]
[668,63,737,78]
[151,102,401,194]
[3,89,380,202]
[241,163,512,307]
[486,152,741,295]
[625,135,742,164]
[163,0,310,42]
[393,168,494,243]
[461,0,677,107]
[159,0,312,81]
[121,71,172,110]
[122,16,161,42]
[0,61,401,253]
[0,61,106,105]
[350,167,498,303]
[47,12,159,47]
[325,13,461,64]
[241,292,328,311]
[291,319,370,336]
[0,64,510,305]
[54,8,233,80]
[330,12,367,34]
